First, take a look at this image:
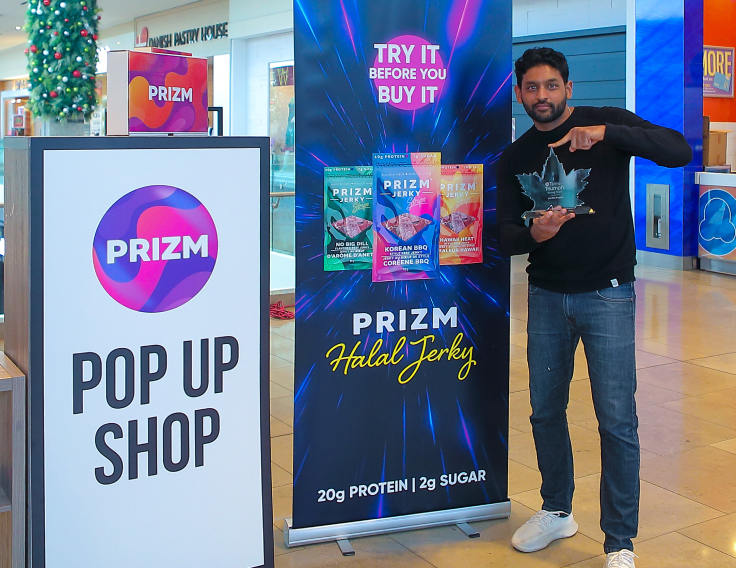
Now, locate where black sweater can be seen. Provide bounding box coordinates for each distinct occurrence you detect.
[496,106,693,293]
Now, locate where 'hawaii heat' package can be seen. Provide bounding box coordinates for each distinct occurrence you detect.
[439,164,483,265]
[372,153,441,282]
[324,166,374,271]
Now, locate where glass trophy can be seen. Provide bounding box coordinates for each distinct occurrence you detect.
[517,148,594,220]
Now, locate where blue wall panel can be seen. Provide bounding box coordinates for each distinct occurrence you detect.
[683,0,704,257]
[635,0,703,258]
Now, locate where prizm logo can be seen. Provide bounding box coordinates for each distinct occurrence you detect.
[383,179,430,190]
[93,185,218,313]
[107,236,209,264]
[332,187,372,197]
[441,183,477,191]
[148,86,193,102]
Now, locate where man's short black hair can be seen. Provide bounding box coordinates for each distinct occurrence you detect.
[514,47,569,86]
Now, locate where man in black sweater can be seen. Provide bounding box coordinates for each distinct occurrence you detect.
[497,48,692,568]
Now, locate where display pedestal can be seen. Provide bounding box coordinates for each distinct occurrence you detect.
[4,136,274,568]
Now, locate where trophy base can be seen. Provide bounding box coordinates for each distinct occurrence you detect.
[522,205,595,220]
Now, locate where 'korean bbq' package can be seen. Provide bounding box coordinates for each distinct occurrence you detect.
[372,153,441,282]
[439,164,483,265]
[324,166,374,271]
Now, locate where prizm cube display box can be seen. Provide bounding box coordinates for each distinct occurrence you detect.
[440,164,483,265]
[324,166,374,271]
[106,49,209,136]
[372,152,441,282]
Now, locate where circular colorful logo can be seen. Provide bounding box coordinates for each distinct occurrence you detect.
[372,35,446,111]
[93,185,218,313]
[699,189,736,257]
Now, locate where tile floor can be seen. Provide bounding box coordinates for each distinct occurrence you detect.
[268,257,736,567]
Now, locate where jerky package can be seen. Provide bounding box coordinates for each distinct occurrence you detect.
[372,153,441,282]
[324,166,374,271]
[439,164,483,265]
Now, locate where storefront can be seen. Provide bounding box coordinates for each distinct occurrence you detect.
[702,0,736,170]
[0,77,31,136]
[0,78,32,138]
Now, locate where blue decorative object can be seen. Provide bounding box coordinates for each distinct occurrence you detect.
[699,189,736,256]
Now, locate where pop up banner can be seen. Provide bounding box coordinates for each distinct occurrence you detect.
[289,0,512,546]
[11,137,273,568]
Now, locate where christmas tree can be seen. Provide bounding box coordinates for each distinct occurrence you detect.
[24,0,101,121]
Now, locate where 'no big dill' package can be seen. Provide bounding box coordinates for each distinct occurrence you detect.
[324,166,374,271]
[440,164,483,265]
[372,153,441,282]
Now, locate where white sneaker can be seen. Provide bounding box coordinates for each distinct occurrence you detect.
[605,550,637,568]
[511,510,579,552]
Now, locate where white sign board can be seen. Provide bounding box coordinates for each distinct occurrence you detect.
[36,142,272,568]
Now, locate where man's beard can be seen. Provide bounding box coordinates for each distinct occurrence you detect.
[523,98,568,124]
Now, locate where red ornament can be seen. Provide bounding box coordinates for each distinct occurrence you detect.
[92,34,98,40]
[83,6,88,10]
[72,70,81,78]
[64,18,69,22]
[24,48,29,54]
[30,45,37,53]
[50,91,58,98]
[43,0,50,5]
[54,52,62,59]
[80,30,88,37]
[54,31,59,36]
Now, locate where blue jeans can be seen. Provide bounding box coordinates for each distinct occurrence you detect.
[527,282,640,553]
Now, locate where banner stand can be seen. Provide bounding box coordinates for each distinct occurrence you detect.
[284,502,511,547]
[290,0,513,550]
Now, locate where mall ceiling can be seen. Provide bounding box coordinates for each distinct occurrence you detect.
[0,0,202,53]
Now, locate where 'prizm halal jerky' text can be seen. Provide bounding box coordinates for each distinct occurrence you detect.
[325,306,476,383]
